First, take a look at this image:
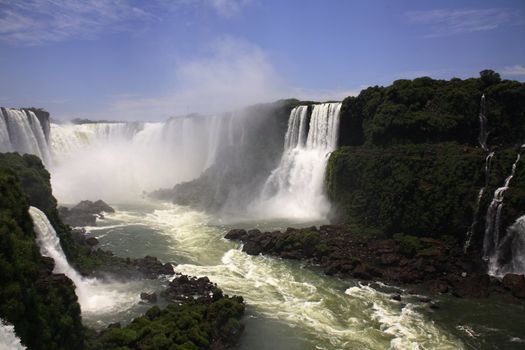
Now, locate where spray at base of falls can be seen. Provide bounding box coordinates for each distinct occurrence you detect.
[0,319,26,350]
[250,103,341,220]
[488,215,525,276]
[29,206,140,317]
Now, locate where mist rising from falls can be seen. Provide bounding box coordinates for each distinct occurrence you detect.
[29,206,139,316]
[478,94,488,152]
[488,215,525,276]
[0,108,51,165]
[250,103,341,220]
[49,115,243,203]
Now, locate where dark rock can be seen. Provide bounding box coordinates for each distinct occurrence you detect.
[429,280,449,294]
[86,237,99,246]
[130,256,175,279]
[380,253,400,266]
[161,274,218,304]
[391,294,401,301]
[453,274,490,298]
[59,200,114,227]
[225,229,247,240]
[502,274,525,299]
[107,322,121,329]
[140,292,157,303]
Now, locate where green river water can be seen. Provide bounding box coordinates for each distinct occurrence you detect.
[80,200,525,350]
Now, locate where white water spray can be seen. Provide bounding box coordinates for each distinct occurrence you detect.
[488,215,525,276]
[0,319,26,350]
[29,206,140,316]
[483,153,521,261]
[251,103,341,220]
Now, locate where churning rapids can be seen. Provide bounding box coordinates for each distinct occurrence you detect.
[2,105,525,349]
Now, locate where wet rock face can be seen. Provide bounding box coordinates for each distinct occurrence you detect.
[130,255,175,279]
[58,200,114,227]
[502,274,525,298]
[225,225,525,300]
[161,274,221,304]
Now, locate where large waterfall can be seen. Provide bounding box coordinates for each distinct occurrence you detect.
[0,108,52,165]
[29,206,139,315]
[47,114,245,202]
[250,103,341,220]
[489,215,525,276]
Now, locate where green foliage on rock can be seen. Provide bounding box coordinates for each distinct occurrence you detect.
[0,166,84,349]
[339,71,525,147]
[86,296,245,350]
[326,143,524,243]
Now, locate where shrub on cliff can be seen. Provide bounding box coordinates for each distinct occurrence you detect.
[0,167,84,349]
[339,71,525,147]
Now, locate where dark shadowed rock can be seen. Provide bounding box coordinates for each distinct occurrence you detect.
[225,229,247,240]
[86,237,99,246]
[453,274,490,298]
[140,292,158,303]
[130,256,175,279]
[502,274,525,299]
[59,200,114,227]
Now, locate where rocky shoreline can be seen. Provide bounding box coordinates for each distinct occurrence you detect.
[225,225,525,300]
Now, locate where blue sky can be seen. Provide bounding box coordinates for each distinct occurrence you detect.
[0,0,524,121]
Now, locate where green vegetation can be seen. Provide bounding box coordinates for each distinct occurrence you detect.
[339,71,525,147]
[326,143,524,242]
[0,166,84,349]
[86,296,244,350]
[329,71,525,244]
[274,230,329,257]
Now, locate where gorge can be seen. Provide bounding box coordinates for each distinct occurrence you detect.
[1,72,525,350]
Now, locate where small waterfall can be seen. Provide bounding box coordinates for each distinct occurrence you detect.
[29,206,139,315]
[483,153,521,260]
[251,103,341,220]
[464,152,494,251]
[0,108,52,165]
[0,319,26,350]
[478,94,488,151]
[488,215,525,276]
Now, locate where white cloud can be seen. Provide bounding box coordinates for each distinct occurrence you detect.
[501,64,525,76]
[78,37,358,121]
[104,36,285,120]
[0,0,255,46]
[0,0,152,45]
[406,8,522,37]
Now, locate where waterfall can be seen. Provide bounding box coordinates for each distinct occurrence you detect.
[250,103,341,220]
[488,215,525,276]
[0,319,26,350]
[478,94,488,151]
[464,152,494,251]
[483,153,521,260]
[0,108,52,165]
[29,206,139,315]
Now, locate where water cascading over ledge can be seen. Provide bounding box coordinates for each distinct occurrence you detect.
[250,102,342,220]
[0,108,52,165]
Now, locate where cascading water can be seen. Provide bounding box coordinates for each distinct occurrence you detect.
[49,114,243,202]
[0,108,52,165]
[464,152,494,252]
[478,94,488,152]
[0,319,26,350]
[29,206,141,317]
[482,153,521,262]
[488,215,525,276]
[251,103,341,220]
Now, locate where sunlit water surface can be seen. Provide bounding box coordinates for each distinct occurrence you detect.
[81,201,525,350]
